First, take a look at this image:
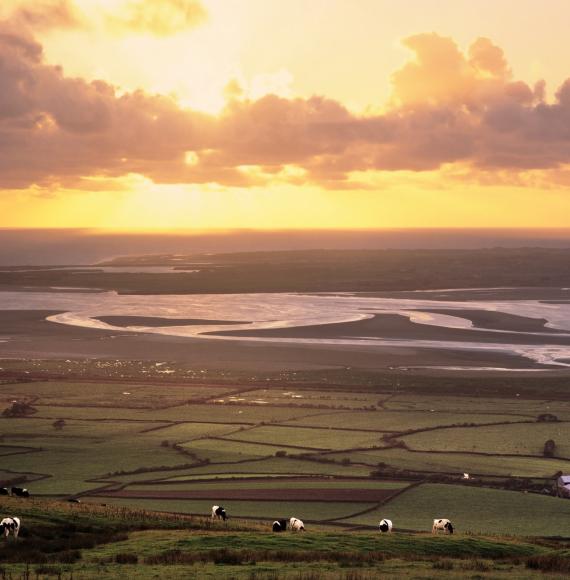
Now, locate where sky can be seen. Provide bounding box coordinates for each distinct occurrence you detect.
[2,0,570,230]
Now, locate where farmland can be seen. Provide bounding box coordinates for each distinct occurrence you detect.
[0,369,569,543]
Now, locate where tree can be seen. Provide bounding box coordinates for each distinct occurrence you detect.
[543,439,556,458]
[2,401,36,417]
[52,419,66,431]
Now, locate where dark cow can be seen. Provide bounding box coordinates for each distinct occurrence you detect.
[272,519,288,532]
[0,517,21,539]
[211,505,227,521]
[67,498,81,504]
[10,488,29,498]
[0,488,8,496]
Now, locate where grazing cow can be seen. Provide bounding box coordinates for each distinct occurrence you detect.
[211,505,227,521]
[0,517,21,539]
[0,488,8,496]
[67,498,81,504]
[10,488,29,498]
[432,518,454,534]
[289,517,305,531]
[272,519,288,532]
[378,518,393,533]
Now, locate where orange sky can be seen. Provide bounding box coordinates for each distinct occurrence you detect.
[2,0,570,230]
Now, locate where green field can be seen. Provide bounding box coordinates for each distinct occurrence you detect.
[1,375,570,541]
[343,483,570,536]
[224,425,384,450]
[384,394,570,418]
[182,438,312,462]
[0,495,567,579]
[402,422,570,457]
[0,380,229,407]
[86,497,375,521]
[283,410,526,431]
[328,447,570,477]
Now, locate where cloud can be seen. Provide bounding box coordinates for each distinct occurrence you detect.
[106,0,207,36]
[2,0,83,31]
[1,25,570,191]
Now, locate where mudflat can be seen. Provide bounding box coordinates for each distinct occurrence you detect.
[0,310,540,372]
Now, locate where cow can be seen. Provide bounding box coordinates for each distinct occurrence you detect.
[0,517,21,539]
[211,505,227,521]
[0,488,8,496]
[272,519,288,532]
[10,488,29,498]
[289,517,305,531]
[378,518,393,533]
[432,518,454,534]
[67,498,81,504]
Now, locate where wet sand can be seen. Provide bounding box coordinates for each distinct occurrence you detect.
[95,316,247,327]
[0,310,542,373]
[210,313,570,346]
[422,309,560,333]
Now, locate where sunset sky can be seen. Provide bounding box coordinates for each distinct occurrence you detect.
[2,0,570,230]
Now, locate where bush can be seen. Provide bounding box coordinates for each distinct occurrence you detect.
[543,439,556,458]
[537,413,558,422]
[526,554,570,573]
[432,559,454,570]
[115,552,138,564]
[2,401,36,417]
[34,565,63,576]
[52,419,66,430]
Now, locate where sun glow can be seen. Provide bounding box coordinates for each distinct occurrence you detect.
[3,0,570,229]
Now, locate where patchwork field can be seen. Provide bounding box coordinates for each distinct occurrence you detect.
[0,374,569,539]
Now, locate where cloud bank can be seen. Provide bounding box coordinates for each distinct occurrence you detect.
[1,9,570,191]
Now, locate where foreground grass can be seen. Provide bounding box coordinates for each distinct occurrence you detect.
[0,496,569,579]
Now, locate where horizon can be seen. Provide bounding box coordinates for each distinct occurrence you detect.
[2,227,570,265]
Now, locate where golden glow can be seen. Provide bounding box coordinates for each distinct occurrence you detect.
[3,0,570,230]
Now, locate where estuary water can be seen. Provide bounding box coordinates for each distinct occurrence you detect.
[2,289,570,368]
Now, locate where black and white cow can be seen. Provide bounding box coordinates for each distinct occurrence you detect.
[289,517,305,531]
[379,518,393,533]
[211,505,227,521]
[0,488,8,496]
[432,518,454,534]
[272,519,288,532]
[0,517,21,539]
[10,488,29,498]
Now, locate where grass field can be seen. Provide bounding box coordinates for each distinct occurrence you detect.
[1,374,570,542]
[384,394,570,419]
[283,410,527,431]
[342,483,570,536]
[328,447,570,477]
[223,425,385,450]
[402,422,570,457]
[0,495,567,579]
[85,497,376,521]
